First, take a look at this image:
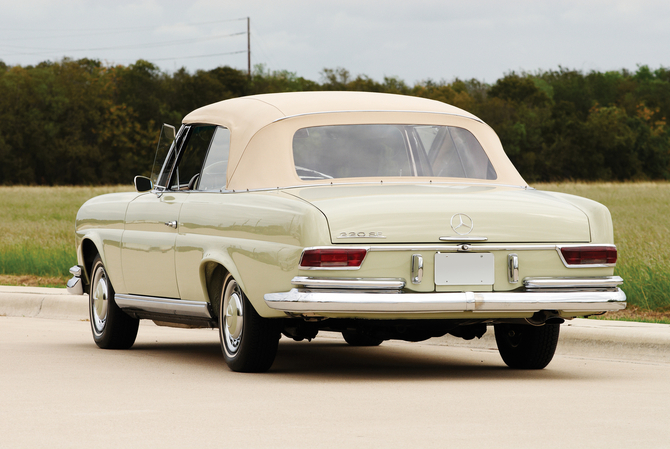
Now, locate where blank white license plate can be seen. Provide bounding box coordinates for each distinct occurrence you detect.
[434,253,495,286]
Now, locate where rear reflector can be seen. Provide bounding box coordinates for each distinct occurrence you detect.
[300,248,367,268]
[560,246,617,266]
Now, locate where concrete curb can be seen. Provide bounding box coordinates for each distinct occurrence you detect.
[2,286,669,362]
[0,286,88,321]
[430,319,670,363]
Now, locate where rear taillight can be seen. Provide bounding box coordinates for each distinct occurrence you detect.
[299,248,367,269]
[560,246,617,266]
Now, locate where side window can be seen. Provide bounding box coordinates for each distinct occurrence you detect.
[169,125,216,190]
[198,127,230,191]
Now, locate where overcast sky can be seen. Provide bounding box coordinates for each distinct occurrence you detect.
[1,0,668,85]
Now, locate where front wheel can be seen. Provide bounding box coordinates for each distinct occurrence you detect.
[494,323,560,369]
[89,255,139,349]
[219,275,279,372]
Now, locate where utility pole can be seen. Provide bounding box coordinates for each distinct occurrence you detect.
[247,17,251,78]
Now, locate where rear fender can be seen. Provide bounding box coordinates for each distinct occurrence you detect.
[198,250,287,319]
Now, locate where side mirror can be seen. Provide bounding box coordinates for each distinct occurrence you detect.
[164,123,176,142]
[134,175,153,192]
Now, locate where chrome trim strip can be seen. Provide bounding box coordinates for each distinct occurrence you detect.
[264,289,627,314]
[439,236,488,242]
[367,243,613,253]
[291,276,405,289]
[115,294,212,319]
[524,276,623,289]
[219,180,529,194]
[298,244,618,271]
[555,245,617,268]
[367,244,558,252]
[298,266,364,271]
[271,110,485,124]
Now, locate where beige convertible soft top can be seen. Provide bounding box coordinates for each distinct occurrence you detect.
[182,92,527,190]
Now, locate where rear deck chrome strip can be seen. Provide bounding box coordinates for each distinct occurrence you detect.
[368,244,561,252]
[115,294,212,319]
[365,244,617,269]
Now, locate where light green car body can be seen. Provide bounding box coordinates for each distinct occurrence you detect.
[70,92,625,371]
[75,183,618,321]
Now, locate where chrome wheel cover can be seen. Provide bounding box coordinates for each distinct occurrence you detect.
[221,280,244,357]
[90,265,109,336]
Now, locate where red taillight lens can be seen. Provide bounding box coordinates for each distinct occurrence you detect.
[300,248,367,268]
[560,246,617,265]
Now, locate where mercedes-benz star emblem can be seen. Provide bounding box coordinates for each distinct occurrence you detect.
[450,213,474,235]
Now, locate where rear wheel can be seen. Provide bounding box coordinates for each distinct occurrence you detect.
[219,274,279,372]
[494,323,560,369]
[89,255,139,349]
[342,330,383,347]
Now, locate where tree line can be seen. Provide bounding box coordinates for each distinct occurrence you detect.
[0,58,668,185]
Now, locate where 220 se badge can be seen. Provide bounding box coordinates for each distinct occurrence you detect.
[67,92,625,372]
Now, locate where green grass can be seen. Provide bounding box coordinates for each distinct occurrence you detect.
[0,186,133,280]
[534,182,670,313]
[1,183,669,315]
[590,313,670,325]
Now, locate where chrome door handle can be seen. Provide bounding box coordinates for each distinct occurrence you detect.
[165,221,177,229]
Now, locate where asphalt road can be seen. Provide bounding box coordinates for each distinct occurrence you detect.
[2,316,669,449]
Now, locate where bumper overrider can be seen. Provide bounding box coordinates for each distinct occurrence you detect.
[67,265,84,295]
[264,276,626,315]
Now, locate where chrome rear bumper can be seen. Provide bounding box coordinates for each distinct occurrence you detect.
[264,289,626,314]
[264,276,626,315]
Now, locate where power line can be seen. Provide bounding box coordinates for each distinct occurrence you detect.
[0,17,248,34]
[149,50,247,62]
[1,16,254,72]
[1,31,246,56]
[250,23,279,72]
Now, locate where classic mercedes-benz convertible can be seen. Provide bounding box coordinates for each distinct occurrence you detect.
[67,91,625,372]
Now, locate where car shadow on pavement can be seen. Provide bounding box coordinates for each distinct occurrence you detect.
[269,339,578,381]
[82,334,580,381]
[127,340,223,366]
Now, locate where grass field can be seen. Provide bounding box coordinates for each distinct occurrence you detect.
[1,183,668,320]
[534,182,670,317]
[0,186,133,286]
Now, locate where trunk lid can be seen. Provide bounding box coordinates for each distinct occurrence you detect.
[285,184,591,244]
